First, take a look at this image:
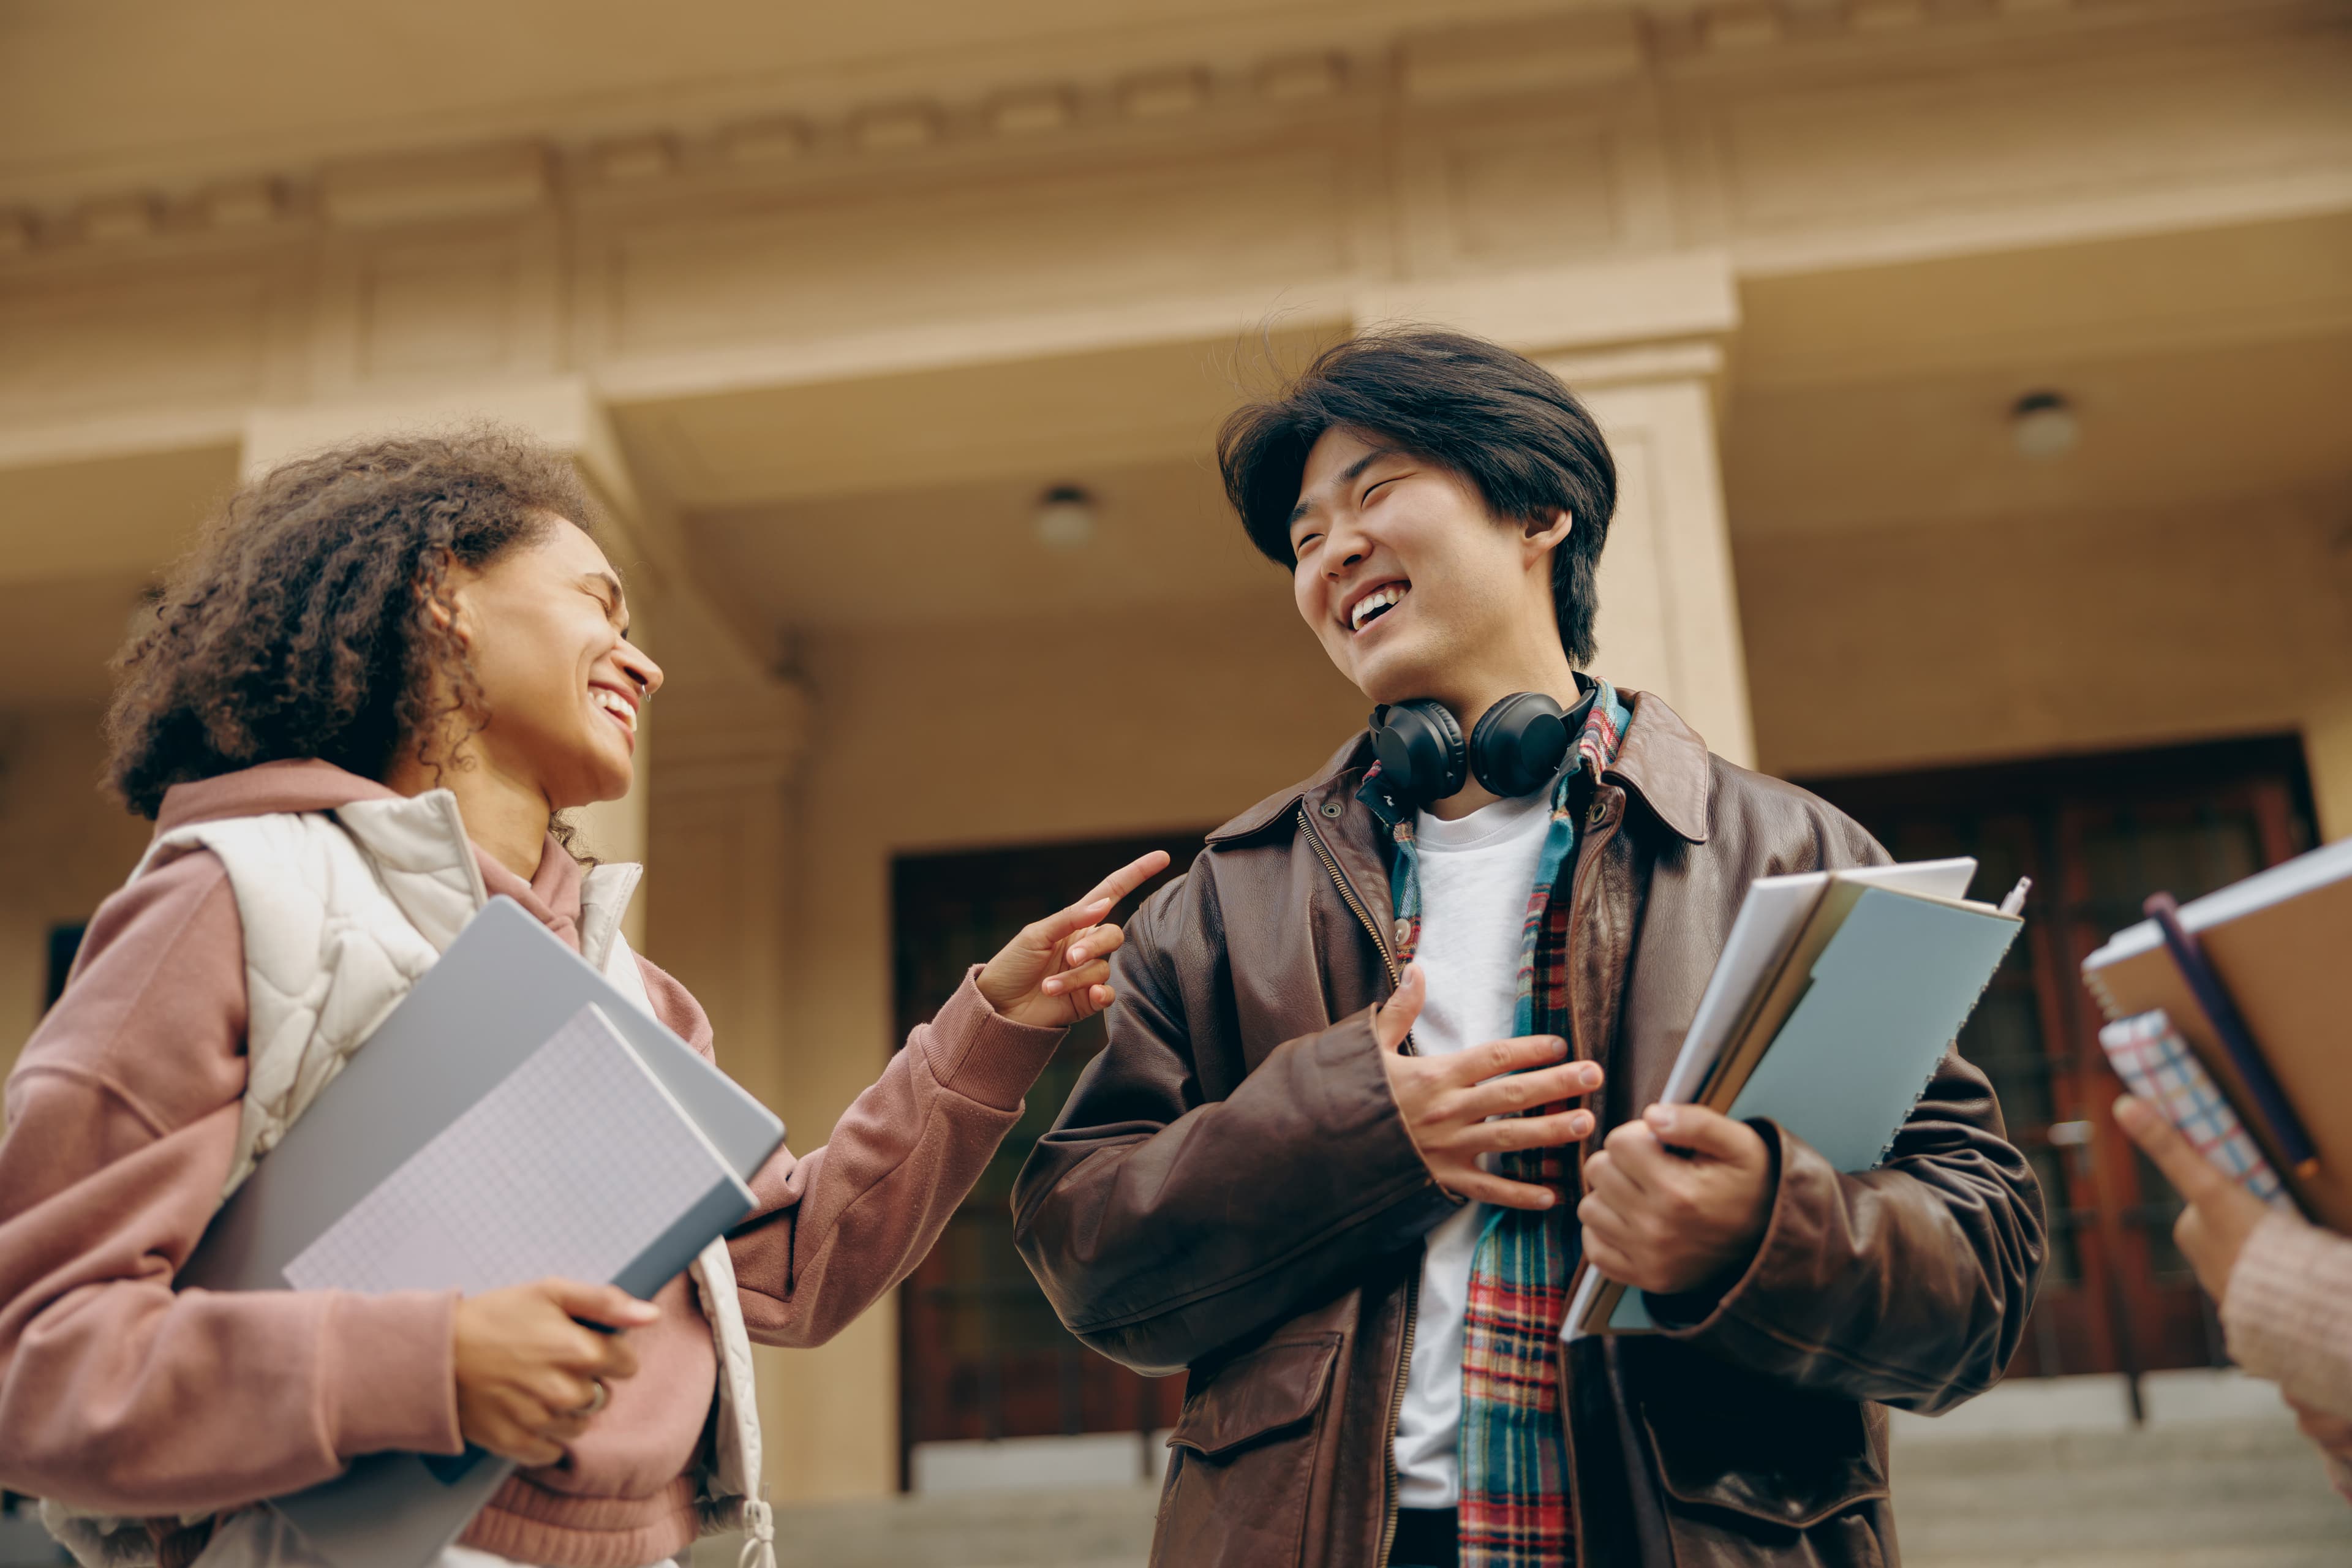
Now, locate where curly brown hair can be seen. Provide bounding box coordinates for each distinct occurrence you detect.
[106,427,601,819]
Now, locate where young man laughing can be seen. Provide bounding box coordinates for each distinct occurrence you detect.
[1012,330,2045,1568]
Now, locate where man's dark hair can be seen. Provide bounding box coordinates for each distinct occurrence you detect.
[1217,328,1615,665]
[105,427,599,818]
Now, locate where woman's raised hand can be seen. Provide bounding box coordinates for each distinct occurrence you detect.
[976,850,1172,1028]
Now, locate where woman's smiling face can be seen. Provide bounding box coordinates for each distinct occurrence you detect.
[439,516,663,811]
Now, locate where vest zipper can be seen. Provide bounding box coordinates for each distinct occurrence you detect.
[1298,802,1418,1566]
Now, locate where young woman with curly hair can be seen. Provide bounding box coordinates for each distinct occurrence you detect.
[0,429,1164,1568]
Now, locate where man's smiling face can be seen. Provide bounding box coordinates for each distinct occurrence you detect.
[1287,424,1548,709]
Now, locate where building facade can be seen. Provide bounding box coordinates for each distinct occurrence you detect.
[1,0,2348,1507]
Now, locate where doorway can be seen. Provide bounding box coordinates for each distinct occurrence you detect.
[890,828,1204,1490]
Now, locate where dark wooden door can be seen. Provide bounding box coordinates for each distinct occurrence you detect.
[890,829,1203,1488]
[1800,736,2316,1388]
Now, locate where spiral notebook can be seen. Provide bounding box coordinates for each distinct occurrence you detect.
[2081,835,2352,1232]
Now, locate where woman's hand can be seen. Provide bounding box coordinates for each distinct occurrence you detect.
[976,850,1172,1027]
[453,1278,657,1466]
[2113,1092,2272,1303]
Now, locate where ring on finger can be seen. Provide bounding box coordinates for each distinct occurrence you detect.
[578,1378,609,1415]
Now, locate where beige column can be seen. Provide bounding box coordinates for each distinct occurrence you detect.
[1540,345,1755,767]
[1354,253,1756,766]
[643,676,853,1506]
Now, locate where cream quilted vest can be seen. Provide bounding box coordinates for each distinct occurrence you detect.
[43,792,775,1568]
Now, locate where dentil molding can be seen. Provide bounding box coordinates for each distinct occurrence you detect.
[0,0,2198,264]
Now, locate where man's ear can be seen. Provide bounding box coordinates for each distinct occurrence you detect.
[1525,509,1574,555]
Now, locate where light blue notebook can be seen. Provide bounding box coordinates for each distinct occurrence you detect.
[1605,887,2020,1331]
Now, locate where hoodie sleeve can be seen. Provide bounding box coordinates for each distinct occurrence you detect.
[0,853,461,1515]
[631,959,1066,1349]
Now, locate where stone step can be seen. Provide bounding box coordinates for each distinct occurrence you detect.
[722,1484,1160,1568]
[1893,1419,2352,1568]
[698,1373,2352,1568]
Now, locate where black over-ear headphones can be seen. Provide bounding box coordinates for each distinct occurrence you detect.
[1368,688,1593,810]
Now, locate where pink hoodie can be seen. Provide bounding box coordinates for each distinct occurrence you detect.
[0,761,1067,1567]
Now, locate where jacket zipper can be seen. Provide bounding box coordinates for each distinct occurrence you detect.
[1375,1268,1419,1568]
[1298,803,1417,1567]
[1298,802,1402,993]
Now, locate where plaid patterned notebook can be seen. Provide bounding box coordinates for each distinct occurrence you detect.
[2100,1008,2288,1205]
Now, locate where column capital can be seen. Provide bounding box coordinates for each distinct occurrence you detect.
[238,374,639,514]
[653,675,816,797]
[1351,251,1738,362]
[236,374,775,689]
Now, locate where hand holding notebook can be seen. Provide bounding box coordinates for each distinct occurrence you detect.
[1564,857,2022,1338]
[2110,1080,2283,1307]
[2081,835,2352,1232]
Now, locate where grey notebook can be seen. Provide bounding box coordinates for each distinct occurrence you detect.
[179,897,786,1568]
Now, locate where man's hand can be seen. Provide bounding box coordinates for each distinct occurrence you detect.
[2112,1092,2270,1303]
[977,850,1172,1028]
[1579,1104,1774,1298]
[453,1278,657,1467]
[1373,963,1602,1210]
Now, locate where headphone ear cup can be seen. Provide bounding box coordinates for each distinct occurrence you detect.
[1469,692,1570,797]
[1369,700,1468,809]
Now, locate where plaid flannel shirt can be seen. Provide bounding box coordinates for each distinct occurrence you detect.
[1361,679,1629,1568]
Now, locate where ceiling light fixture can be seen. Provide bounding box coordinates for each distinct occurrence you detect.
[1033,485,1097,550]
[2010,391,2079,462]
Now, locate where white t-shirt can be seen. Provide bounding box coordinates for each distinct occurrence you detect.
[1391,783,1560,1509]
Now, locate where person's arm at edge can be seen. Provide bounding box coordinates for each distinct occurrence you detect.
[0,856,459,1515]
[2220,1210,2352,1423]
[1010,872,1458,1378]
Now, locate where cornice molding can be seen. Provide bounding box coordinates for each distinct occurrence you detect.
[0,0,2264,264]
[0,34,1386,258]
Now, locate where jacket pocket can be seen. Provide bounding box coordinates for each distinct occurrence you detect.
[1637,1366,1888,1534]
[1153,1333,1341,1568]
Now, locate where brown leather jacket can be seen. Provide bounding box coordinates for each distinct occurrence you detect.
[1012,692,2045,1567]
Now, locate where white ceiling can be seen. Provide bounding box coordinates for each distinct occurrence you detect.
[690,451,1280,634]
[1725,210,2352,536]
[674,213,2352,640]
[1725,328,2352,538]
